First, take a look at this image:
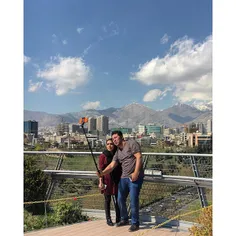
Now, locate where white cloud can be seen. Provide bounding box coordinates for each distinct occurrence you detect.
[111,29,119,36]
[44,83,53,92]
[52,34,68,45]
[102,22,119,37]
[173,72,212,102]
[104,72,109,75]
[52,34,58,44]
[37,56,91,95]
[143,87,172,102]
[28,80,43,92]
[24,55,31,64]
[160,33,170,44]
[83,44,92,56]
[131,35,212,103]
[160,87,172,99]
[80,22,120,58]
[102,26,107,33]
[143,89,162,102]
[77,27,84,34]
[62,40,67,45]
[82,101,100,110]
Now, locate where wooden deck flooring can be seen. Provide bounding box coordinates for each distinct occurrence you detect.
[24,219,191,236]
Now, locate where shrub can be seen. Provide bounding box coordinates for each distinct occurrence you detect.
[24,201,89,232]
[24,210,45,232]
[189,206,212,236]
[51,201,88,225]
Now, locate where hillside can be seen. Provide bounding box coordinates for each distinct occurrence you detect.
[24,103,212,128]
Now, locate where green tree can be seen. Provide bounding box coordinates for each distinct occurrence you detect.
[24,155,48,214]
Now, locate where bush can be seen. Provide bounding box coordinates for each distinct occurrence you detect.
[52,201,88,225]
[189,206,212,236]
[24,201,89,232]
[24,210,45,232]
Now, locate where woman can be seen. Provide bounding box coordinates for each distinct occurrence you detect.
[98,138,122,226]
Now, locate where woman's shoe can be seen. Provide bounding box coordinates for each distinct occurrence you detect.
[107,219,114,226]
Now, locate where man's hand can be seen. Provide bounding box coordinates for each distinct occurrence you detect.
[130,172,139,182]
[96,171,102,178]
[131,151,142,182]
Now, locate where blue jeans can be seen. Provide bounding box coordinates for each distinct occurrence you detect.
[118,175,144,226]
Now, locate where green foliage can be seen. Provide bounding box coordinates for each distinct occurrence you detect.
[24,155,48,214]
[51,201,88,225]
[24,210,45,232]
[24,201,89,232]
[34,143,44,151]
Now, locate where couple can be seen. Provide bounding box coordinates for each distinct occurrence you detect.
[97,131,144,232]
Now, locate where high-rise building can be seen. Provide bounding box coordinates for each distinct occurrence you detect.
[146,124,162,135]
[56,122,69,135]
[188,122,198,133]
[24,120,38,138]
[69,124,85,134]
[88,117,97,132]
[187,133,212,148]
[137,124,146,135]
[207,119,212,134]
[196,122,205,134]
[96,115,109,135]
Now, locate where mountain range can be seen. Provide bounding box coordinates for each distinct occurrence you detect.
[24,103,212,129]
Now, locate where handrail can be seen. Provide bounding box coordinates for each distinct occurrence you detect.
[43,169,212,188]
[24,151,212,157]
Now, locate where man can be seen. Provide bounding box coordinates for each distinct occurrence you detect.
[96,131,144,232]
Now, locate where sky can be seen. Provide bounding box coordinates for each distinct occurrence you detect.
[24,0,212,114]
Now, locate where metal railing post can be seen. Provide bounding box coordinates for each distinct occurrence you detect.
[190,155,208,208]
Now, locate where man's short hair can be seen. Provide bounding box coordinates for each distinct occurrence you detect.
[111,130,123,137]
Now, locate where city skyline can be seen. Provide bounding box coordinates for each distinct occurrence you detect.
[24,0,212,114]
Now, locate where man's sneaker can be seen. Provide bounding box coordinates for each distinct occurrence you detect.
[115,220,129,227]
[128,224,139,232]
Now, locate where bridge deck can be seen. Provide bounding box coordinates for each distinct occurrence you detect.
[24,219,191,236]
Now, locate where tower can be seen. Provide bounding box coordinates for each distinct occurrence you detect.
[88,117,97,132]
[96,115,109,135]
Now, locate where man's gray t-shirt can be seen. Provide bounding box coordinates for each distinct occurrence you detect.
[112,139,143,178]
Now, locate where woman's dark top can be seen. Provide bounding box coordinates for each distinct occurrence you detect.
[99,150,122,195]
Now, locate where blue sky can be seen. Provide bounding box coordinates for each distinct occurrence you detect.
[24,0,212,114]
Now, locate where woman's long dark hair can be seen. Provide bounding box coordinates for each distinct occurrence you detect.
[102,138,117,165]
[103,138,121,184]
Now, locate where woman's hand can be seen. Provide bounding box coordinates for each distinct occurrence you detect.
[99,182,106,190]
[98,182,103,189]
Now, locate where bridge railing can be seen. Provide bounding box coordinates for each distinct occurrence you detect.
[24,151,212,231]
[24,151,212,176]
